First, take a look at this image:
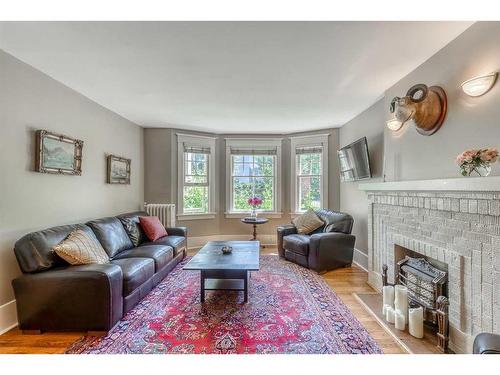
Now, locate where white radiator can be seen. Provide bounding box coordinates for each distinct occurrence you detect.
[144,203,176,227]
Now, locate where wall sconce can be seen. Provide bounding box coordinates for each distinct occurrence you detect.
[461,72,498,97]
[386,118,403,131]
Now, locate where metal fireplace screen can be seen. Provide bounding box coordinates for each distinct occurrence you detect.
[397,257,447,315]
[382,256,450,352]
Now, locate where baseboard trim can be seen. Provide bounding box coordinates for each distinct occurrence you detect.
[0,299,18,335]
[188,234,277,250]
[353,248,368,271]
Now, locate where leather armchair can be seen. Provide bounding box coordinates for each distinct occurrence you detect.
[277,209,355,273]
[473,333,500,354]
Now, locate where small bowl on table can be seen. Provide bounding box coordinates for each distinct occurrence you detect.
[221,245,233,254]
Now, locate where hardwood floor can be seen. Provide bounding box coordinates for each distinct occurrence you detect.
[0,247,404,354]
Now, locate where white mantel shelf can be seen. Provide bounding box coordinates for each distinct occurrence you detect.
[359,176,500,192]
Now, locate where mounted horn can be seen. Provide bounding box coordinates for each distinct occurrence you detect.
[388,84,447,136]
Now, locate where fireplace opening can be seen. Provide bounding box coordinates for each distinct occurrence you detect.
[382,245,450,352]
[394,245,449,310]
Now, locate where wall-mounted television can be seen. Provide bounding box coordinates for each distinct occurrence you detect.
[337,137,372,182]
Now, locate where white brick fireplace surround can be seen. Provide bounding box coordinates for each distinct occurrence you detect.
[359,176,500,353]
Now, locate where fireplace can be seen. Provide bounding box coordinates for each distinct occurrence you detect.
[361,183,500,353]
[382,245,450,352]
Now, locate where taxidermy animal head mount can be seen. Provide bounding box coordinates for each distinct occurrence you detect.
[389,84,447,136]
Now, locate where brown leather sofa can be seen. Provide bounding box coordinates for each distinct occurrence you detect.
[12,211,186,334]
[277,209,355,273]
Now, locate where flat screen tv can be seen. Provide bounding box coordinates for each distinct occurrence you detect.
[337,137,372,182]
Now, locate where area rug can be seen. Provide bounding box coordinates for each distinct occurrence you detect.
[67,255,382,354]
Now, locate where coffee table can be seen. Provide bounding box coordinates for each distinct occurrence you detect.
[183,241,260,303]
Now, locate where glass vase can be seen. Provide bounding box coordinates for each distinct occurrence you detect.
[475,164,491,177]
[250,207,257,218]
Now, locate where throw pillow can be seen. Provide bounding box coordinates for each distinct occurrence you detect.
[292,209,324,234]
[53,229,109,265]
[139,216,168,241]
[119,215,147,247]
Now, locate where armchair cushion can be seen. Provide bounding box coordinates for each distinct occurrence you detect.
[282,234,310,256]
[292,209,324,234]
[315,209,353,234]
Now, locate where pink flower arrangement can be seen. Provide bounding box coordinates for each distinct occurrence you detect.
[456,148,498,176]
[247,196,263,207]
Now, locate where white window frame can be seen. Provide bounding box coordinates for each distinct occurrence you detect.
[290,134,329,216]
[177,133,217,220]
[225,138,283,218]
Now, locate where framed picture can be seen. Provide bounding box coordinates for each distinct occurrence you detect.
[36,130,83,175]
[107,154,131,184]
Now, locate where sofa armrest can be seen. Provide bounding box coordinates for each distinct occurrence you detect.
[308,232,356,272]
[12,263,123,332]
[165,226,187,238]
[277,225,297,258]
[473,333,500,354]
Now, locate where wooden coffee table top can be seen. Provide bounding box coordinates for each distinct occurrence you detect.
[183,241,260,271]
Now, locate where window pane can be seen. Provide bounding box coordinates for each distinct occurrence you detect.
[233,177,253,210]
[298,153,321,175]
[185,152,207,176]
[253,177,274,211]
[298,176,321,211]
[232,162,249,176]
[183,186,209,213]
[231,154,275,211]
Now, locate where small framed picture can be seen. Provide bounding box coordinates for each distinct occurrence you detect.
[107,155,131,184]
[36,130,83,175]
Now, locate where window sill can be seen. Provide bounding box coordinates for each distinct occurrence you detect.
[290,212,306,219]
[177,212,216,221]
[224,212,283,219]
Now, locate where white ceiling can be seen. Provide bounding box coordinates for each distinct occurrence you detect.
[0,22,472,134]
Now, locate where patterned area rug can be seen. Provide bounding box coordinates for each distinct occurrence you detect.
[67,255,382,354]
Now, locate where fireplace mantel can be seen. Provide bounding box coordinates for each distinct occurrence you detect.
[359,176,500,192]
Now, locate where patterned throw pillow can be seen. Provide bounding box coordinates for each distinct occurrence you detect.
[292,209,324,234]
[53,229,109,265]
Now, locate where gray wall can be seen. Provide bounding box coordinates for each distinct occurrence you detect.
[384,22,500,181]
[0,50,144,312]
[144,128,340,238]
[339,100,385,269]
[339,21,500,269]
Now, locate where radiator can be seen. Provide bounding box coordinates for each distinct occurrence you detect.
[144,203,176,227]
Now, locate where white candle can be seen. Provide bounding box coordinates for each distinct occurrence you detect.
[395,310,406,330]
[409,306,424,338]
[385,306,395,324]
[382,303,391,316]
[394,284,408,320]
[382,285,395,308]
